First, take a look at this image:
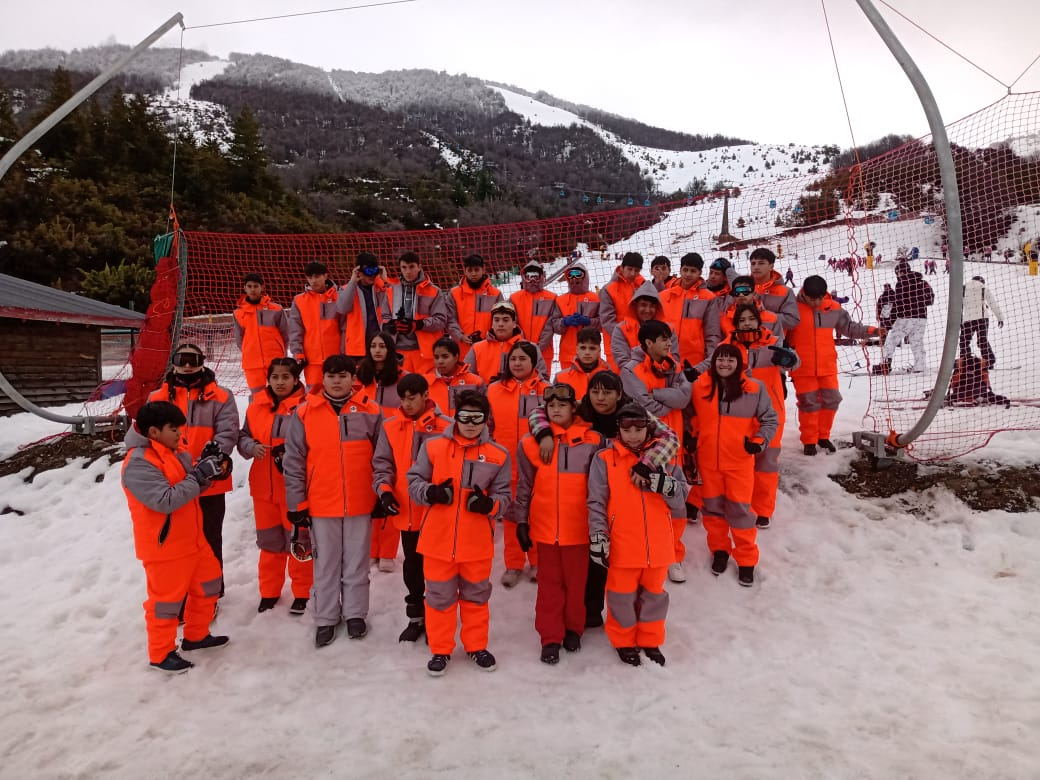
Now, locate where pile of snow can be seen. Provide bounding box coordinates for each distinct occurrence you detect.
[149,59,233,150]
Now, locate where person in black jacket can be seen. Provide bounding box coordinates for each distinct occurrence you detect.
[873,261,933,374]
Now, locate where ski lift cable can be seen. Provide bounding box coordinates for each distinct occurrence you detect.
[167,27,186,235]
[183,0,418,31]
[1008,51,1040,92]
[876,0,1011,90]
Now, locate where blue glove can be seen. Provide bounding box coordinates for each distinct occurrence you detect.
[561,313,581,327]
[768,345,798,368]
[576,314,592,326]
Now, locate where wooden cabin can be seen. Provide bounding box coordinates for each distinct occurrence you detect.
[0,273,145,415]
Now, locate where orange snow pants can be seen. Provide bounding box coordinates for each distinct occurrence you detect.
[700,466,760,567]
[142,548,222,663]
[424,557,493,655]
[370,516,401,560]
[793,374,841,444]
[254,498,313,600]
[605,566,669,649]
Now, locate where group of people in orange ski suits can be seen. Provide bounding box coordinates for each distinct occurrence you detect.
[122,244,882,675]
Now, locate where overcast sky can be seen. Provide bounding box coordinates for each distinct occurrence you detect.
[2,0,1038,146]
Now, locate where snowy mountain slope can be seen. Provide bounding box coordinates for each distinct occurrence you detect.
[149,59,232,148]
[491,85,837,193]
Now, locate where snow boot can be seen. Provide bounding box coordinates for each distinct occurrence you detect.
[398,620,426,643]
[562,630,582,653]
[315,625,337,648]
[500,569,522,588]
[616,647,641,667]
[643,647,666,666]
[180,634,230,652]
[540,643,561,665]
[150,650,193,674]
[289,598,308,616]
[818,439,836,453]
[346,618,368,639]
[711,550,730,576]
[803,443,818,456]
[257,597,279,613]
[738,566,755,587]
[756,515,770,529]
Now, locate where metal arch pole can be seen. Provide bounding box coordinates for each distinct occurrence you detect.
[852,0,964,448]
[0,12,184,431]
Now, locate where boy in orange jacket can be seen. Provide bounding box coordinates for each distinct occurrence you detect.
[587,404,689,667]
[234,273,289,394]
[407,390,512,677]
[283,355,382,648]
[371,373,452,642]
[787,274,881,455]
[515,383,605,664]
[122,401,230,674]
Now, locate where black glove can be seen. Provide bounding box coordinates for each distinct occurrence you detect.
[768,345,798,368]
[426,478,454,505]
[379,492,401,516]
[469,330,483,343]
[395,318,416,335]
[516,522,533,552]
[744,437,763,455]
[200,440,232,479]
[682,360,700,382]
[287,509,311,528]
[631,462,653,482]
[270,443,285,474]
[191,455,224,487]
[295,357,308,371]
[682,432,698,454]
[466,486,495,515]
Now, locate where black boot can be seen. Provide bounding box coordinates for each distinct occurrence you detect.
[871,358,892,375]
[616,647,641,666]
[315,625,337,648]
[643,647,666,666]
[257,597,279,613]
[398,620,426,643]
[540,643,561,665]
[738,566,755,587]
[562,630,582,653]
[803,443,818,456]
[711,550,730,576]
[818,439,836,453]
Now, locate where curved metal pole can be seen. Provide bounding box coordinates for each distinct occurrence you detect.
[0,12,184,431]
[853,0,964,448]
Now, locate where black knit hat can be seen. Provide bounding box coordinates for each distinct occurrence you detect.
[616,403,650,423]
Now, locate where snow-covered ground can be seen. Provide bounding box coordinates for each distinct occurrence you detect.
[2,252,1040,776]
[1,357,1038,778]
[491,85,832,193]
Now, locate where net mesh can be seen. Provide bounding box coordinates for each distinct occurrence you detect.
[94,91,1040,461]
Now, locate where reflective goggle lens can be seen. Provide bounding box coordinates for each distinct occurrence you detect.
[455,411,486,425]
[361,265,380,277]
[543,385,576,403]
[566,268,585,279]
[732,286,754,297]
[618,419,649,431]
[172,352,204,367]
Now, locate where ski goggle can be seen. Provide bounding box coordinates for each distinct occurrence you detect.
[543,384,576,404]
[524,271,543,281]
[360,265,381,277]
[566,268,586,279]
[172,352,205,367]
[455,411,487,425]
[617,418,649,431]
[732,285,754,297]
